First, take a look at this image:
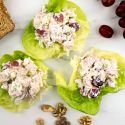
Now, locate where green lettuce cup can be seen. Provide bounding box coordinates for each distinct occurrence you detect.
[55,48,125,115]
[0,51,49,112]
[22,0,90,60]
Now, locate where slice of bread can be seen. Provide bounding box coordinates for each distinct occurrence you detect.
[0,0,15,39]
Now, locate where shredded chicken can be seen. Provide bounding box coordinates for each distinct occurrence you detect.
[0,58,44,102]
[75,54,118,98]
[34,6,80,52]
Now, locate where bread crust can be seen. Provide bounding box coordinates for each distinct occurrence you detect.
[0,0,15,39]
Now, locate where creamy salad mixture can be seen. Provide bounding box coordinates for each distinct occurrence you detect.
[34,6,80,52]
[75,54,118,98]
[0,58,44,102]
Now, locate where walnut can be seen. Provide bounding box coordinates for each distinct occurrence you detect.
[79,116,92,125]
[53,103,67,118]
[56,117,71,125]
[36,118,44,125]
[41,104,55,112]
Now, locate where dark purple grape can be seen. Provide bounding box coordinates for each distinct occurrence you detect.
[89,88,99,98]
[116,5,125,17]
[119,17,125,28]
[99,25,114,38]
[102,0,115,7]
[69,22,80,31]
[10,61,19,67]
[92,77,104,87]
[97,81,104,86]
[123,30,125,38]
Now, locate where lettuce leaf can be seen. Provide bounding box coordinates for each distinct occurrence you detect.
[22,0,90,60]
[55,48,125,115]
[0,51,49,112]
[47,0,67,12]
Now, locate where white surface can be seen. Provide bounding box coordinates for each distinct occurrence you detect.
[0,0,125,125]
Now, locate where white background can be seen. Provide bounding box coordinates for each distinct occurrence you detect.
[0,0,125,125]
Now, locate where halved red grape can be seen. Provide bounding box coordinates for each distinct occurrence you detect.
[99,25,114,38]
[10,61,19,67]
[36,29,46,36]
[89,88,99,98]
[116,5,125,17]
[54,14,64,23]
[101,0,115,7]
[123,30,125,38]
[119,17,125,28]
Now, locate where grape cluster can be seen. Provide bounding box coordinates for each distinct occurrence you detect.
[99,0,125,39]
[116,1,125,38]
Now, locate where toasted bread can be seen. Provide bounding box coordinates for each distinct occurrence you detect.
[0,0,15,39]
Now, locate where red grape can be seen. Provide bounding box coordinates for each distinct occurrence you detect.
[116,3,125,17]
[120,1,125,7]
[89,88,99,98]
[119,17,125,28]
[99,25,114,38]
[102,0,115,7]
[10,61,19,67]
[54,14,64,23]
[123,30,125,38]
[36,29,46,36]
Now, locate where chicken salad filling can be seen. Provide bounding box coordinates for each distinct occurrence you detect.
[34,6,80,52]
[75,54,118,98]
[0,58,44,102]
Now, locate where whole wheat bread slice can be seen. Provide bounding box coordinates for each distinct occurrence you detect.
[0,0,15,39]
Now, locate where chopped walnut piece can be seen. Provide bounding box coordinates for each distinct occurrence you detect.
[41,104,55,112]
[53,103,67,118]
[79,116,92,125]
[36,118,44,125]
[56,117,71,125]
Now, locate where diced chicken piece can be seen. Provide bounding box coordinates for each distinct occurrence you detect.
[0,73,9,83]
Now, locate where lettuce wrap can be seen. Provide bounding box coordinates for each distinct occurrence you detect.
[0,51,49,112]
[55,48,125,115]
[22,0,90,60]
